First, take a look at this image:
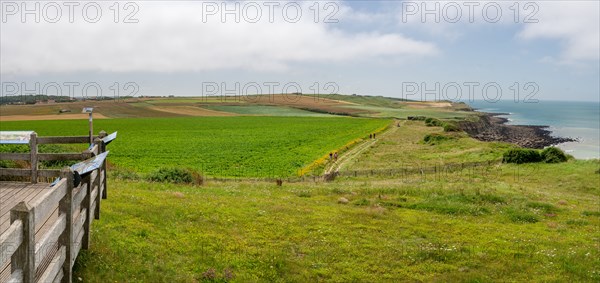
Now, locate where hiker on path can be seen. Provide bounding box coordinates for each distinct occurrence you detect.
[334,152,338,161]
[329,152,333,161]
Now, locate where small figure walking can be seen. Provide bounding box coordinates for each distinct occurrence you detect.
[329,152,333,161]
[373,133,376,139]
[369,134,372,139]
[334,152,338,161]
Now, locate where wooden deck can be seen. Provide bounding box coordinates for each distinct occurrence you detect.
[1,182,61,282]
[1,183,54,233]
[0,131,114,283]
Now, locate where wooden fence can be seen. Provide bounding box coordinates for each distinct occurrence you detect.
[0,131,112,283]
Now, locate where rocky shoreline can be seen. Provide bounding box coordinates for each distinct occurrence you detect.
[459,112,577,149]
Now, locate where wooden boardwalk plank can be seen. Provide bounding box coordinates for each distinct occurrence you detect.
[1,184,50,233]
[0,182,59,283]
[0,182,54,233]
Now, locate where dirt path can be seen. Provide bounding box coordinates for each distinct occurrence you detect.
[323,121,403,176]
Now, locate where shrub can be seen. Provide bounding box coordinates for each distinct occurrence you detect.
[540,147,568,163]
[442,122,460,132]
[147,167,202,184]
[502,148,542,164]
[423,133,455,145]
[425,118,444,127]
[423,118,460,132]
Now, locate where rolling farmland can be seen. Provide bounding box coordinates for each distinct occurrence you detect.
[0,116,390,177]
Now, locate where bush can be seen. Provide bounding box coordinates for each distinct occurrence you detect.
[442,122,460,132]
[423,118,461,132]
[147,167,202,184]
[423,133,455,145]
[425,118,444,127]
[502,148,542,164]
[540,147,568,163]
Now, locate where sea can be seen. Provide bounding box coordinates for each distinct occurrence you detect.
[467,100,600,160]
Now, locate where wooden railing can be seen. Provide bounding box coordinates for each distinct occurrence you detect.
[0,132,110,183]
[0,131,113,283]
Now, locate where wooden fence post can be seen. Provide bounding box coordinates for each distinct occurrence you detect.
[88,113,94,145]
[82,175,92,250]
[59,167,74,283]
[95,134,108,200]
[93,139,104,218]
[29,132,38,183]
[10,202,35,283]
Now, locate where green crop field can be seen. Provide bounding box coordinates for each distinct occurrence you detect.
[0,116,389,177]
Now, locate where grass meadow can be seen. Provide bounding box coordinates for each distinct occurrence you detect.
[73,160,600,282]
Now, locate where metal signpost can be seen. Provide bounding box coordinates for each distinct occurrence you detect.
[82,107,94,144]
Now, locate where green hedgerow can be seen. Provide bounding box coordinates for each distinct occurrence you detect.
[541,147,568,163]
[502,148,542,164]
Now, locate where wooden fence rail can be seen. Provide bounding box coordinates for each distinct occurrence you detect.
[0,131,114,283]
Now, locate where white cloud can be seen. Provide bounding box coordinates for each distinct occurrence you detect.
[0,1,438,74]
[518,1,600,62]
[395,0,600,64]
[395,1,523,40]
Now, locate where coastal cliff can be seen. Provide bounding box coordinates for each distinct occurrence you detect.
[459,112,576,149]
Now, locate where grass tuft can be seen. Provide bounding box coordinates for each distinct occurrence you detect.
[505,207,540,223]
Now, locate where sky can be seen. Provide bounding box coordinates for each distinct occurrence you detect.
[1,0,599,102]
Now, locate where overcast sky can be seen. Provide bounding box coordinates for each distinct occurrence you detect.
[1,1,599,102]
